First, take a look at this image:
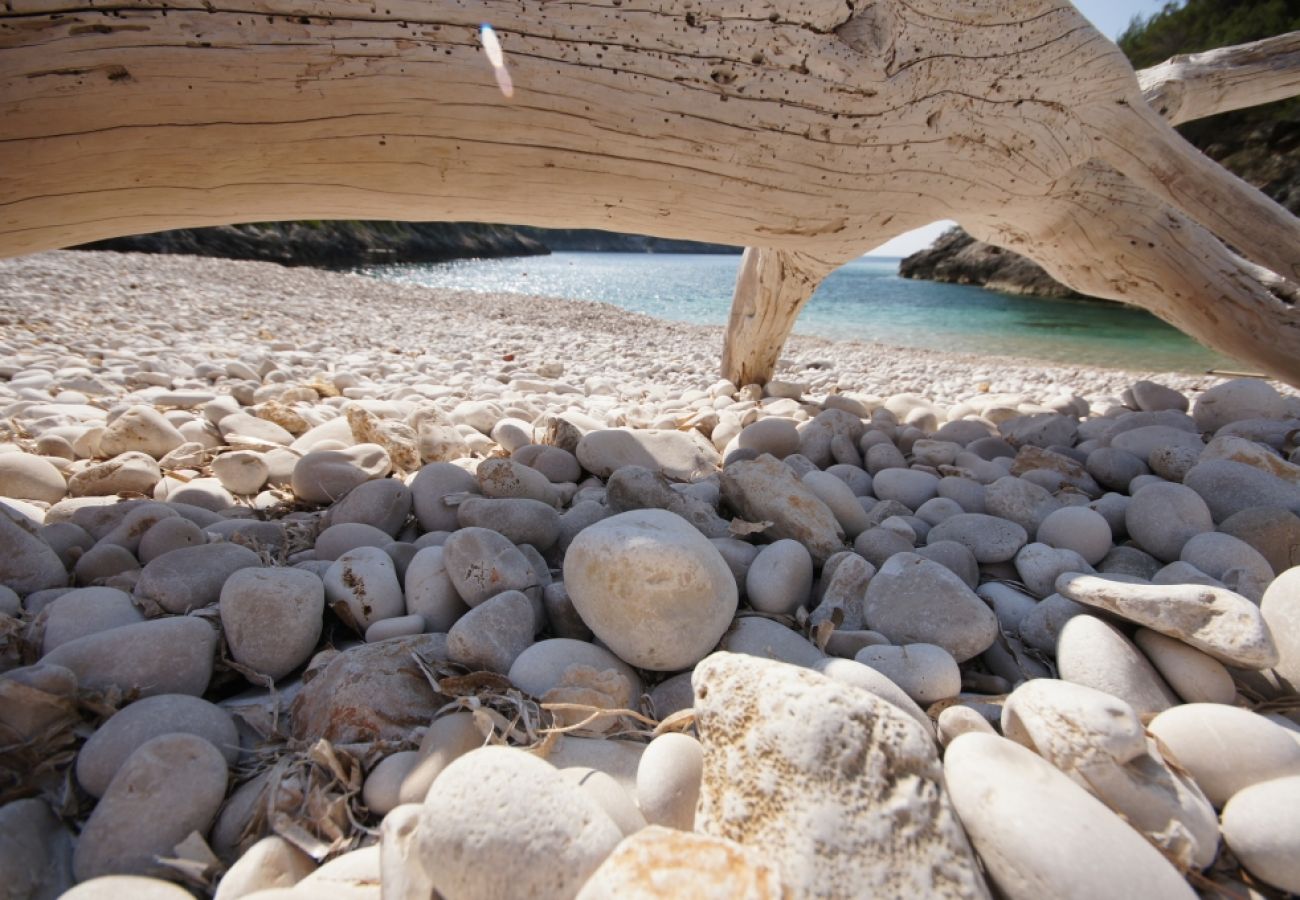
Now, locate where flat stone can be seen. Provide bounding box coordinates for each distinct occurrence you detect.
[456,496,561,550]
[220,566,324,681]
[576,428,719,481]
[73,734,228,882]
[1056,572,1278,670]
[289,634,446,744]
[719,454,846,564]
[1192,378,1287,432]
[42,616,216,698]
[926,512,1027,563]
[68,453,162,499]
[692,652,988,898]
[576,826,782,900]
[134,542,262,614]
[864,552,999,662]
[419,747,622,900]
[1055,615,1178,716]
[1184,459,1300,522]
[291,443,391,505]
[1148,704,1300,806]
[944,733,1195,900]
[76,693,239,797]
[1221,776,1300,894]
[564,509,737,671]
[0,452,66,504]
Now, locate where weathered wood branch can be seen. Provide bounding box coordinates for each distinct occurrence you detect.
[1,1,1299,383]
[1140,31,1300,126]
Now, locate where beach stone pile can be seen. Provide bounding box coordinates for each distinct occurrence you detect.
[3,253,1300,899]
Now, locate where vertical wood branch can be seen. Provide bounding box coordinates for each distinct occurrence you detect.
[720,248,842,387]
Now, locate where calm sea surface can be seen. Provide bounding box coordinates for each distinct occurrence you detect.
[359,252,1238,373]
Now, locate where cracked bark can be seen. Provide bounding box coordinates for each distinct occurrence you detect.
[1,1,1298,382]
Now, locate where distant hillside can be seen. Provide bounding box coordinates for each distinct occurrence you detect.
[75,221,741,266]
[902,0,1300,297]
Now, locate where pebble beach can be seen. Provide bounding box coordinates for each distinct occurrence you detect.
[2,249,1300,899]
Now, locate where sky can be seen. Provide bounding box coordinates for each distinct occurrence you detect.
[863,0,1171,257]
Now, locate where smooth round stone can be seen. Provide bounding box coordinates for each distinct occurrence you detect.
[944,734,1195,900]
[456,496,561,550]
[721,616,824,668]
[323,546,405,631]
[1036,506,1112,566]
[863,552,998,662]
[811,657,934,737]
[1131,381,1189,413]
[0,584,18,616]
[62,877,194,899]
[871,467,939,510]
[1110,425,1204,464]
[801,470,870,538]
[635,732,704,831]
[220,567,324,680]
[314,522,392,561]
[926,512,1027,563]
[0,505,67,595]
[745,539,813,615]
[937,705,996,748]
[362,751,420,817]
[99,406,186,460]
[508,639,640,729]
[134,542,262,615]
[73,542,138,585]
[69,452,162,497]
[1085,446,1150,493]
[852,526,914,568]
[1179,531,1274,602]
[853,643,959,705]
[1124,482,1214,562]
[0,452,66,503]
[399,711,486,805]
[1148,705,1300,806]
[477,457,560,507]
[216,412,294,446]
[1098,545,1160,579]
[136,516,204,564]
[42,616,216,698]
[913,539,979,588]
[76,693,238,797]
[864,441,906,475]
[648,670,695,720]
[560,767,646,837]
[291,443,390,505]
[446,590,534,673]
[736,417,800,458]
[576,428,720,481]
[0,795,73,898]
[514,444,582,484]
[1192,379,1286,432]
[1263,566,1300,692]
[1056,616,1177,716]
[564,509,737,671]
[418,747,622,900]
[576,827,782,900]
[441,527,536,607]
[364,612,425,642]
[1221,776,1300,894]
[212,836,316,900]
[1184,459,1300,523]
[410,463,477,533]
[403,546,469,633]
[1219,507,1300,574]
[73,734,229,882]
[322,477,412,537]
[211,450,269,495]
[984,475,1060,534]
[1014,543,1092,599]
[1132,628,1235,704]
[40,586,144,654]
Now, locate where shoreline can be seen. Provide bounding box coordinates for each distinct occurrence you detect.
[0,251,1260,405]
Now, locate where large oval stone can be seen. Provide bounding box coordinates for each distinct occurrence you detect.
[42,616,216,698]
[563,509,737,670]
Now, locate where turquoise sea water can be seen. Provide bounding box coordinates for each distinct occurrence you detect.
[359,252,1239,373]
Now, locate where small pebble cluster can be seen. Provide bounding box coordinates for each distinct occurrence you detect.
[2,251,1300,900]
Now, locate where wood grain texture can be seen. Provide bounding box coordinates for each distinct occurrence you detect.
[1,2,1298,382]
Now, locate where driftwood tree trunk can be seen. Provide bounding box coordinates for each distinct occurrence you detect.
[1,1,1298,383]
